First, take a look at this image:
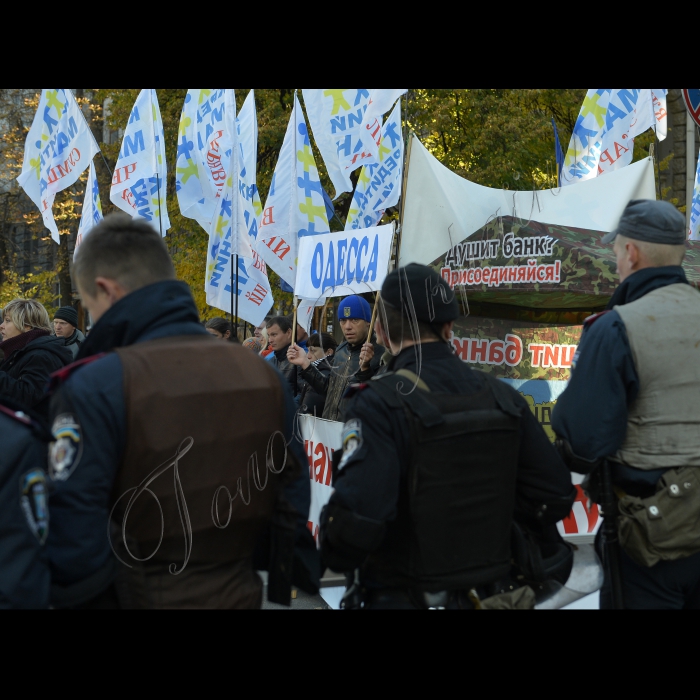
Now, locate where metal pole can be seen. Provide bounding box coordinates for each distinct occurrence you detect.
[687,111,696,230]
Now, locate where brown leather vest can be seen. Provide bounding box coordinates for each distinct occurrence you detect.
[111,335,287,609]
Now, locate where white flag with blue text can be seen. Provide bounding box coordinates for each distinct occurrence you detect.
[258,94,331,295]
[75,161,103,260]
[346,101,404,231]
[205,91,274,326]
[357,89,407,168]
[176,89,229,232]
[236,90,264,245]
[110,89,171,234]
[690,152,700,241]
[562,89,667,187]
[17,89,100,243]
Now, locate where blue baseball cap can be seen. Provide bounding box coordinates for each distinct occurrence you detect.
[338,295,372,322]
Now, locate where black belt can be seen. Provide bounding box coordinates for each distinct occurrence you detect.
[364,588,478,610]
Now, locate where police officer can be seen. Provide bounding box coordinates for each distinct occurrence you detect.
[320,264,576,609]
[0,401,51,610]
[47,215,318,610]
[553,199,700,610]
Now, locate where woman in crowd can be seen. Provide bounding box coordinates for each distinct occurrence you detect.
[298,333,338,416]
[205,317,239,343]
[0,299,72,417]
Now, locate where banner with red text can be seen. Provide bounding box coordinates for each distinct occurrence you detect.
[299,415,343,545]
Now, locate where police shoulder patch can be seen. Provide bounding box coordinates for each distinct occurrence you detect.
[343,383,369,400]
[338,419,363,472]
[49,414,83,482]
[583,310,611,330]
[20,470,49,544]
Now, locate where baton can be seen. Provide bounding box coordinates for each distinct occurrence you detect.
[600,460,625,610]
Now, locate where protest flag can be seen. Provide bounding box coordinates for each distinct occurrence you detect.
[205,90,274,328]
[17,89,101,243]
[74,162,103,260]
[110,89,171,235]
[303,89,407,198]
[561,89,667,187]
[258,94,331,293]
[690,151,700,241]
[346,100,404,231]
[236,90,264,245]
[176,89,228,232]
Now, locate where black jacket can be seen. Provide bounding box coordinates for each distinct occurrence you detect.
[268,346,304,398]
[300,337,384,422]
[299,358,333,416]
[0,403,51,610]
[0,336,72,416]
[320,342,576,579]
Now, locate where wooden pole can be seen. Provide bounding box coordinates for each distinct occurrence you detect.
[292,297,299,345]
[367,292,381,341]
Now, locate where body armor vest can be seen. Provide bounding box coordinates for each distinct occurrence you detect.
[362,371,522,592]
[614,284,700,470]
[112,336,287,609]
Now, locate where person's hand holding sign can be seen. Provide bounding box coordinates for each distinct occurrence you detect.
[287,344,311,371]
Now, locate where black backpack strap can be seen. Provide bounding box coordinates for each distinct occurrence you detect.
[368,372,444,429]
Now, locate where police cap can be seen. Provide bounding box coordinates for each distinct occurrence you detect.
[602,199,687,245]
[381,264,459,324]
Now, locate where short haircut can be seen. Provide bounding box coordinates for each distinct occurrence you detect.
[617,234,686,267]
[2,299,52,333]
[266,316,292,334]
[308,332,338,352]
[378,301,445,344]
[73,214,175,297]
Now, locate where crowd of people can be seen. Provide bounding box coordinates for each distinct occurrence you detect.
[1,199,699,610]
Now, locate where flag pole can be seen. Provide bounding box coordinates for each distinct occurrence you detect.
[367,292,381,341]
[232,253,239,341]
[292,297,299,345]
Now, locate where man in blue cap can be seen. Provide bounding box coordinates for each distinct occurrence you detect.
[287,295,384,422]
[553,199,700,610]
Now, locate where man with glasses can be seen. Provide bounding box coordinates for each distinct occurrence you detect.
[288,296,384,422]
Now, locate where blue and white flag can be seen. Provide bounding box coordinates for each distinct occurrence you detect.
[562,89,667,187]
[205,91,274,326]
[690,152,700,241]
[303,89,407,198]
[75,162,103,260]
[110,89,171,234]
[236,90,264,244]
[258,94,331,293]
[176,89,229,232]
[17,89,101,243]
[346,101,404,231]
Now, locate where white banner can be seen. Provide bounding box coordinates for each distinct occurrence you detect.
[17,89,100,243]
[296,224,394,300]
[236,90,264,245]
[298,415,343,545]
[205,91,274,326]
[176,89,229,232]
[562,89,667,187]
[258,95,330,290]
[400,135,657,268]
[110,89,171,234]
[74,161,103,260]
[346,100,404,231]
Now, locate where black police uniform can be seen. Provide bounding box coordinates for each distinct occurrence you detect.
[320,265,577,609]
[0,403,51,610]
